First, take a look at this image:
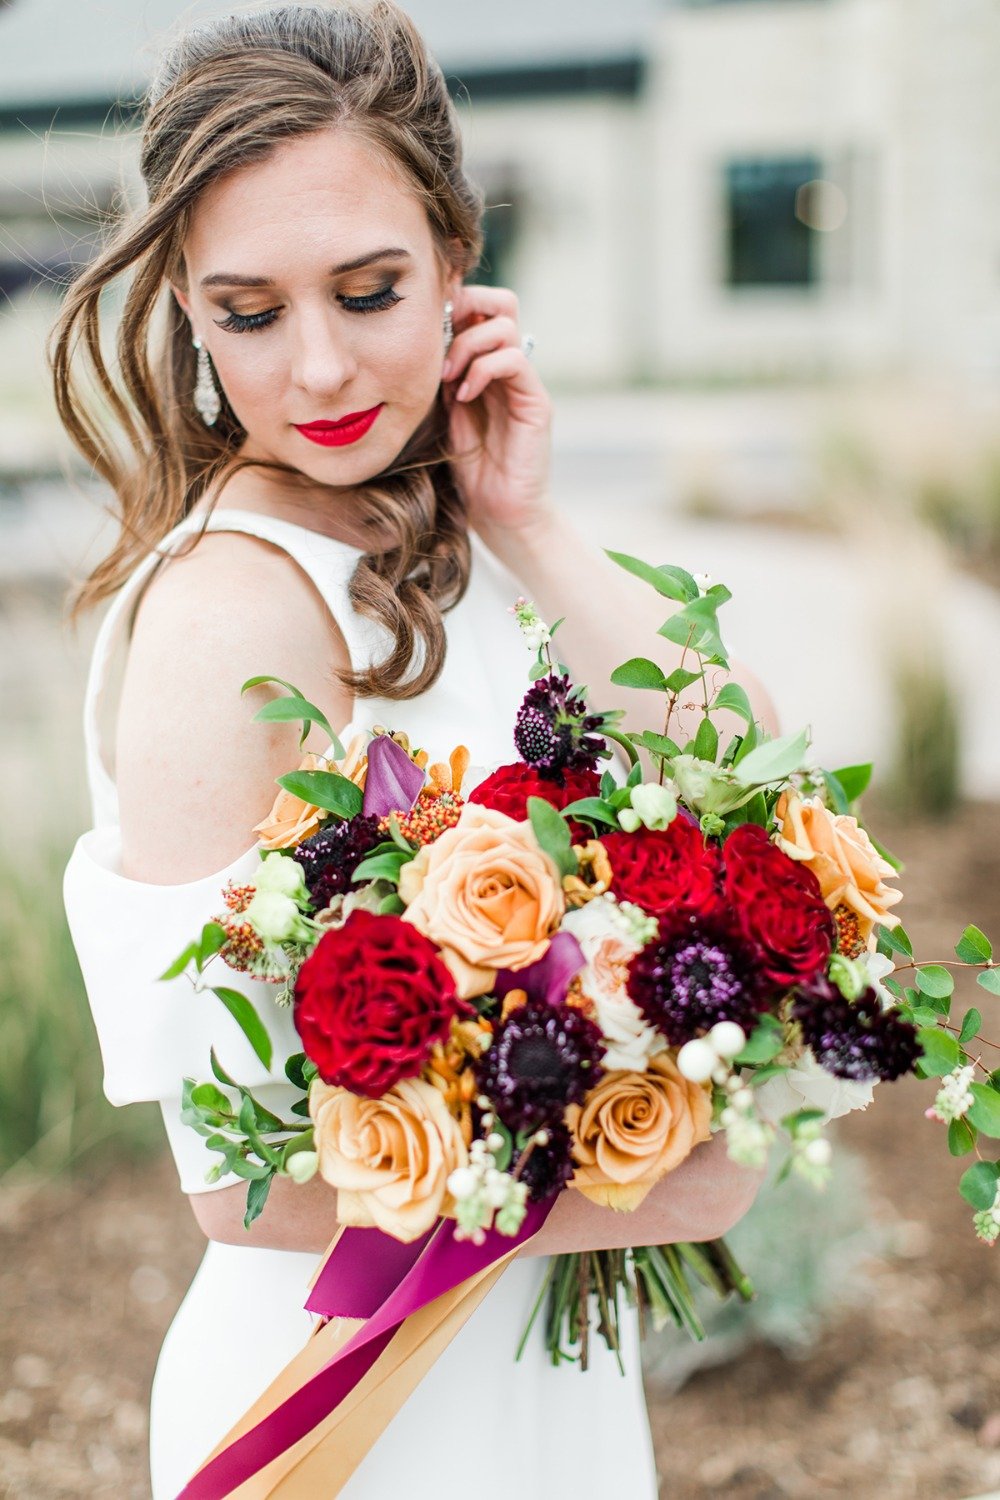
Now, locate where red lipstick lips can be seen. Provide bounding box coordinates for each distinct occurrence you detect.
[293,404,383,446]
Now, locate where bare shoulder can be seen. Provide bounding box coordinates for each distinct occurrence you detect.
[116,530,354,884]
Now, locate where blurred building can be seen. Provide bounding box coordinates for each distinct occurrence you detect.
[1,0,999,392]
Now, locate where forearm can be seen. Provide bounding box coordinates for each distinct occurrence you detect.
[477,508,780,742]
[188,1171,341,1254]
[518,1131,763,1258]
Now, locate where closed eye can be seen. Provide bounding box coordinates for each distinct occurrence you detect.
[215,284,404,333]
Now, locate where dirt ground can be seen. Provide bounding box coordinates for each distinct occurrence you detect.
[2,800,1000,1500]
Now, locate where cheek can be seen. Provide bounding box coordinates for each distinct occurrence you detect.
[212,340,286,412]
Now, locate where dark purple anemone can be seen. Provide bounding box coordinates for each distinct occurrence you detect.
[476,998,604,1132]
[514,673,606,775]
[793,975,920,1082]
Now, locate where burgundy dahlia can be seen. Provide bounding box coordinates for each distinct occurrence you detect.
[468,762,602,842]
[627,921,767,1045]
[476,999,604,1131]
[516,1120,575,1203]
[513,673,606,775]
[792,975,921,1082]
[293,814,383,910]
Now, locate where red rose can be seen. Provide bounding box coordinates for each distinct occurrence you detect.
[468,762,602,841]
[293,910,466,1097]
[722,823,835,988]
[602,819,722,922]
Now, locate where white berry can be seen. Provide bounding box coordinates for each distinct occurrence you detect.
[677,1038,717,1083]
[709,1021,747,1060]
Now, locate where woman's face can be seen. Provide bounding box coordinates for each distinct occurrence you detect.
[172,127,457,491]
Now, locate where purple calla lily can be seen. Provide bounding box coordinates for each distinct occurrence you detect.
[362,734,426,820]
[494,930,586,1007]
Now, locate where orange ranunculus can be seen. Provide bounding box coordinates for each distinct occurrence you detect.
[774,791,902,945]
[398,804,565,998]
[309,1075,467,1243]
[252,734,368,851]
[567,1053,712,1212]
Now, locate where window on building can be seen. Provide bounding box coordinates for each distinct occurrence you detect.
[724,155,821,288]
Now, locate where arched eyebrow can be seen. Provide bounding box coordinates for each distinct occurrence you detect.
[199,247,412,289]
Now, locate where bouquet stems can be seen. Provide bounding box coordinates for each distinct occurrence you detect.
[518,1238,754,1371]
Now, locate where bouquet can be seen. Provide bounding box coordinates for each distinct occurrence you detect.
[166,552,1000,1393]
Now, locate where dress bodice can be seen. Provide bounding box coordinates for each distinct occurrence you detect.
[63,508,530,1192]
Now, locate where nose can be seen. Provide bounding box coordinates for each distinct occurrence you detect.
[288,307,360,400]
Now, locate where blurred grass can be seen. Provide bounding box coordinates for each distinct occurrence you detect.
[0,835,162,1181]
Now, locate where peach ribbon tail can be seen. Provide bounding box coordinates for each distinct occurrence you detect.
[186,1234,532,1499]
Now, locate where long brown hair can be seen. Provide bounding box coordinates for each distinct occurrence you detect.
[49,1,486,698]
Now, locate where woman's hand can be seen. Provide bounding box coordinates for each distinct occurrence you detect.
[442,282,554,540]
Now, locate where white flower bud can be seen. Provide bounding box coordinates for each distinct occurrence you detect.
[708,1021,746,1060]
[731,1087,754,1111]
[447,1166,479,1200]
[803,1137,832,1167]
[286,1149,318,1184]
[255,851,309,902]
[677,1038,717,1084]
[486,1132,505,1152]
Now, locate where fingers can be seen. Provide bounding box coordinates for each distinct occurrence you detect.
[442,314,519,383]
[452,282,519,326]
[451,344,537,403]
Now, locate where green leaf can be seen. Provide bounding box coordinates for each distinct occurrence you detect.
[664,667,703,694]
[351,848,412,885]
[159,943,199,982]
[276,769,364,820]
[978,968,1000,996]
[732,720,759,766]
[197,922,228,970]
[244,1169,275,1229]
[917,1025,961,1077]
[731,727,810,787]
[948,1117,978,1157]
[876,922,913,959]
[959,1008,983,1045]
[820,769,850,816]
[210,1047,240,1089]
[560,797,620,829]
[602,726,640,768]
[967,1084,1000,1139]
[867,828,903,873]
[241,673,304,697]
[526,797,577,879]
[712,682,754,725]
[610,657,670,693]
[734,1017,785,1066]
[189,1082,234,1116]
[959,1159,1000,1210]
[252,696,345,759]
[693,716,718,763]
[528,659,548,682]
[632,730,681,760]
[604,550,698,603]
[956,925,993,964]
[916,965,954,999]
[828,763,872,803]
[658,596,728,666]
[211,987,273,1070]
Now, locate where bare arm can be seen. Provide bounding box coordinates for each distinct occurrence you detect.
[189,1130,761,1254]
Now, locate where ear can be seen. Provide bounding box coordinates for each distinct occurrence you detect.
[170,282,192,322]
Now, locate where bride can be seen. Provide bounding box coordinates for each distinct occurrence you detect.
[56,4,770,1495]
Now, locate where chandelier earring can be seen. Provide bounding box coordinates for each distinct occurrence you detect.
[192,335,221,427]
[442,299,454,355]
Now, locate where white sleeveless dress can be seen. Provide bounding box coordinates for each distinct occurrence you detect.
[63,509,659,1500]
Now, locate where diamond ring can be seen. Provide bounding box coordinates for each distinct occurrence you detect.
[521,333,536,359]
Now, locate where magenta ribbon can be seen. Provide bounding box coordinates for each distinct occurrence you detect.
[176,1202,552,1500]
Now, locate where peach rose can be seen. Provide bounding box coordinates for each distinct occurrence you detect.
[774,791,902,945]
[567,1053,712,1212]
[398,804,565,998]
[252,735,368,851]
[309,1075,467,1243]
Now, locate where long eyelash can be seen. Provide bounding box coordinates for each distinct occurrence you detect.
[215,285,403,333]
[340,286,403,315]
[215,308,278,333]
